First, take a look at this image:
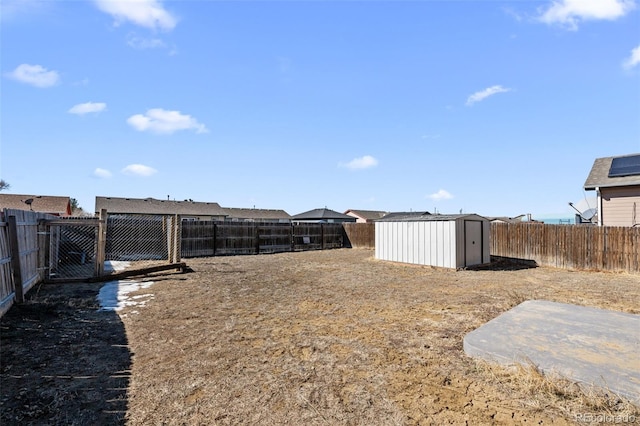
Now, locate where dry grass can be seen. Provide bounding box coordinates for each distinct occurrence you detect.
[114,249,640,425]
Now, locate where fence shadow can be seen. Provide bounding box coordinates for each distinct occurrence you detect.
[0,282,130,425]
[467,256,539,271]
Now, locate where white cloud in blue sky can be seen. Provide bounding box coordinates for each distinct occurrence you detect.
[538,0,636,30]
[340,155,379,170]
[623,45,640,69]
[466,85,512,106]
[94,168,112,179]
[428,190,454,201]
[122,164,158,177]
[127,108,208,134]
[69,102,107,115]
[94,0,177,31]
[5,64,59,88]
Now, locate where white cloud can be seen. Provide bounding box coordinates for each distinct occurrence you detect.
[69,102,107,115]
[623,45,640,70]
[127,34,166,49]
[127,108,208,134]
[94,0,177,31]
[538,0,636,30]
[94,168,112,178]
[466,85,512,106]
[340,155,379,170]
[5,64,59,88]
[428,189,454,201]
[122,164,158,177]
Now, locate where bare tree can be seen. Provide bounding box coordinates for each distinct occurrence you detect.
[0,180,9,191]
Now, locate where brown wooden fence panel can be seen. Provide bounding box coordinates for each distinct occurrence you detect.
[343,223,375,248]
[490,223,639,273]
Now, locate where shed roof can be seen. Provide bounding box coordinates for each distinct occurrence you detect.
[377,213,488,222]
[0,194,72,216]
[292,208,356,220]
[95,196,227,216]
[224,207,291,220]
[584,154,640,190]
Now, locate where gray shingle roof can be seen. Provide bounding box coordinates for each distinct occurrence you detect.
[584,154,640,190]
[0,194,71,216]
[292,208,355,220]
[344,209,389,220]
[95,196,227,216]
[223,207,291,220]
[377,213,488,222]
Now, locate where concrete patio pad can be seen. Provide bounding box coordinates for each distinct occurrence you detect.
[463,300,640,403]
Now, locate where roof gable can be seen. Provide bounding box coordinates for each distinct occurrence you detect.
[344,209,388,220]
[584,154,640,190]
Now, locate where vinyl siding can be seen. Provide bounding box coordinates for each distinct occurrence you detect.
[601,186,640,227]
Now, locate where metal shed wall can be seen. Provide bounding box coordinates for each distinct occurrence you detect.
[375,215,490,269]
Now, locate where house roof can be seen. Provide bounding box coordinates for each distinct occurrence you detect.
[223,207,291,221]
[377,213,488,222]
[291,208,356,221]
[584,154,640,190]
[0,194,72,216]
[95,196,227,216]
[344,209,388,221]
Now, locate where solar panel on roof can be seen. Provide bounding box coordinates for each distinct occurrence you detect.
[608,154,640,177]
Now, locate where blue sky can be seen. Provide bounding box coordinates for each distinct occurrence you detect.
[1,0,639,218]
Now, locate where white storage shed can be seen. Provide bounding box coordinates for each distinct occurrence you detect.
[375,213,490,269]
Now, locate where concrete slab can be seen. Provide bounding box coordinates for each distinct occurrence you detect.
[463,300,640,403]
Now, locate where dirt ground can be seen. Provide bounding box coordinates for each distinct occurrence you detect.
[2,248,639,425]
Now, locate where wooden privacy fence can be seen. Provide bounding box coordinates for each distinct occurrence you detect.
[343,222,375,248]
[0,209,51,317]
[181,221,345,257]
[491,223,639,273]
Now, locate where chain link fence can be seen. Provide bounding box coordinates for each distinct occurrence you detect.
[48,218,98,280]
[104,214,180,275]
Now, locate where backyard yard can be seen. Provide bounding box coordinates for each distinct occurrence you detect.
[1,248,639,425]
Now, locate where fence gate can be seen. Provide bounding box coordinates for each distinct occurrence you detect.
[47,217,102,281]
[104,214,180,274]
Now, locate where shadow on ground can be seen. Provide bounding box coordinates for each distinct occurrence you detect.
[467,256,539,271]
[0,282,130,425]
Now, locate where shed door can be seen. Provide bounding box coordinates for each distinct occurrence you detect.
[464,220,483,266]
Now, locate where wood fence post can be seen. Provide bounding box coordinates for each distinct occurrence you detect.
[95,209,107,277]
[7,215,24,303]
[37,217,48,282]
[255,223,260,254]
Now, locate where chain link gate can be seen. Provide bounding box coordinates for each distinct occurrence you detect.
[46,217,101,281]
[104,214,181,275]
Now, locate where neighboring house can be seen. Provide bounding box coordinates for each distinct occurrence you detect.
[0,194,72,216]
[223,207,292,223]
[291,208,357,223]
[95,196,228,221]
[584,154,640,227]
[488,215,526,224]
[344,209,388,223]
[377,211,431,221]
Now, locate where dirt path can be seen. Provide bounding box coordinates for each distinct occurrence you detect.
[2,249,639,425]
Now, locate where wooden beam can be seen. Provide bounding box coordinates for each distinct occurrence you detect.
[87,262,188,283]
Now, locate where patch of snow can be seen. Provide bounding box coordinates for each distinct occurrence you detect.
[104,260,131,272]
[98,279,154,311]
